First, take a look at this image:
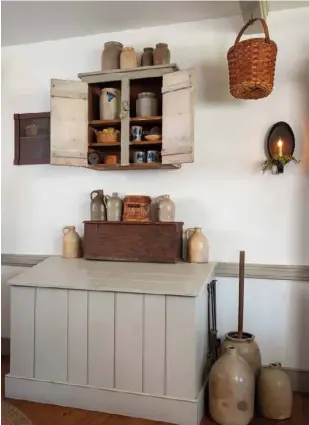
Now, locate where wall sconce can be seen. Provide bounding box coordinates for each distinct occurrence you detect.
[261,121,300,174]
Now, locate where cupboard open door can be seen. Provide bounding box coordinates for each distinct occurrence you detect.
[162,70,194,164]
[50,79,88,166]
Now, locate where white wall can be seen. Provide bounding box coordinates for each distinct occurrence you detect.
[1,9,309,369]
[217,277,309,371]
[1,8,309,265]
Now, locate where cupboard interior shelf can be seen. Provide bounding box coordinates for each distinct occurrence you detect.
[130,116,162,124]
[130,141,162,146]
[89,142,120,147]
[89,116,162,127]
[89,163,180,171]
[89,141,162,148]
[90,119,121,127]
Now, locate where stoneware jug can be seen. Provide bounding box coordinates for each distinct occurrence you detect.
[209,345,255,425]
[157,194,175,222]
[90,190,106,221]
[186,227,209,263]
[106,192,123,221]
[62,226,80,259]
[120,47,138,69]
[221,331,262,378]
[100,88,121,120]
[257,362,293,420]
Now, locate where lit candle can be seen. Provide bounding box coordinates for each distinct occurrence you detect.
[277,138,283,157]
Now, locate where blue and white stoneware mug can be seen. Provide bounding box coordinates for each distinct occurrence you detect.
[133,151,146,163]
[147,150,160,163]
[131,126,143,141]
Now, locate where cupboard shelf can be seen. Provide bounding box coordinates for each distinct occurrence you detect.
[130,116,162,124]
[89,143,120,147]
[89,163,180,171]
[130,141,162,146]
[89,117,162,127]
[90,119,121,127]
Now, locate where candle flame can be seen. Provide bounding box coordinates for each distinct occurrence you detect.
[277,138,283,148]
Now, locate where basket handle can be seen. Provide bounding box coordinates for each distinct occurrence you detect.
[234,18,270,45]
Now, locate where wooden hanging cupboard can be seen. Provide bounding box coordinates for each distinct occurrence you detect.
[50,64,195,171]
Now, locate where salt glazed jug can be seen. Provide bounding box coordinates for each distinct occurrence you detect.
[157,194,175,222]
[186,227,209,263]
[90,190,107,221]
[257,362,293,420]
[106,192,123,221]
[62,226,80,259]
[209,345,255,425]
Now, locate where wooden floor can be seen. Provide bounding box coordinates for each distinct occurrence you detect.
[2,356,308,425]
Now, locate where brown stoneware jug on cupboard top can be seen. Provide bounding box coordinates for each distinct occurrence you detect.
[257,362,293,420]
[62,226,81,259]
[90,190,107,221]
[186,227,209,263]
[209,345,255,425]
[221,331,262,378]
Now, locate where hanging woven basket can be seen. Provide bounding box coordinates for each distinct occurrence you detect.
[227,18,277,100]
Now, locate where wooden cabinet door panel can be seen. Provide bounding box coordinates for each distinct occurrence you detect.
[162,70,194,164]
[50,79,88,167]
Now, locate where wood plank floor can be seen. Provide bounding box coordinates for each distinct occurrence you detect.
[2,356,308,425]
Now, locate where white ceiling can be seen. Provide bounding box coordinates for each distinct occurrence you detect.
[2,1,309,47]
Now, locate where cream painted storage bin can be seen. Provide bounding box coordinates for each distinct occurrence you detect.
[6,257,217,425]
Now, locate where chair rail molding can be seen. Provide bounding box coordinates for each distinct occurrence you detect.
[2,254,309,282]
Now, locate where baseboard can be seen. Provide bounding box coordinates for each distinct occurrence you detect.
[5,374,202,425]
[284,368,309,394]
[2,254,309,282]
[1,338,10,356]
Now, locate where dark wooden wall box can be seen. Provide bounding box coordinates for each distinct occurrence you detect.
[14,112,50,165]
[83,221,184,263]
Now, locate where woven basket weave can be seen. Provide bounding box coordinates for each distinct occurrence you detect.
[227,18,277,100]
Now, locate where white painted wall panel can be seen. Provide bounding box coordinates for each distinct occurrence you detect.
[88,291,114,388]
[143,295,165,395]
[67,290,88,385]
[115,293,143,392]
[195,283,208,395]
[1,266,28,339]
[166,296,196,399]
[35,288,68,381]
[10,286,35,377]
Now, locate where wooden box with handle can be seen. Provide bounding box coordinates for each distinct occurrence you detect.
[83,221,184,263]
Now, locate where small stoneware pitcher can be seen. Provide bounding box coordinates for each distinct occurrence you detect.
[257,362,293,420]
[186,227,209,263]
[90,190,107,221]
[62,226,80,259]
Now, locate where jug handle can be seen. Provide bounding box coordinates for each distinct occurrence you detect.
[185,227,196,240]
[104,195,110,206]
[63,226,73,235]
[156,195,164,203]
[90,190,99,200]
